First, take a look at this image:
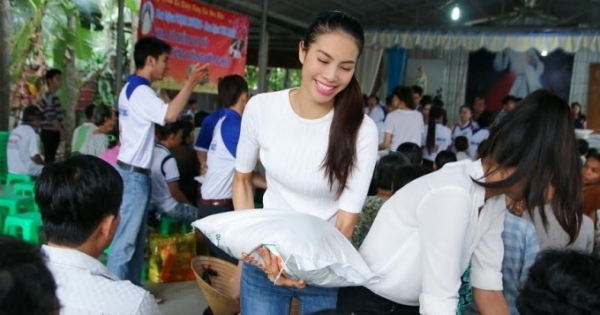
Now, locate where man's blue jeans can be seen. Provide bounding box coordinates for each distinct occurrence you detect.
[107,166,150,286]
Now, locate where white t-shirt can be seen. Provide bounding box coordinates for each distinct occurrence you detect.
[80,132,109,157]
[7,124,43,176]
[150,144,179,211]
[456,151,471,161]
[360,159,505,315]
[117,75,168,169]
[71,122,96,153]
[201,109,241,200]
[469,128,491,159]
[451,121,476,141]
[235,89,379,222]
[421,123,452,162]
[384,109,424,152]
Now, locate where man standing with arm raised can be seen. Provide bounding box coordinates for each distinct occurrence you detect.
[107,36,208,288]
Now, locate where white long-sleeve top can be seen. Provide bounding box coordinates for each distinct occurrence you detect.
[235,89,379,222]
[360,159,505,315]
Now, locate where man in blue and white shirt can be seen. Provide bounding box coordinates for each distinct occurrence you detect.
[107,36,207,287]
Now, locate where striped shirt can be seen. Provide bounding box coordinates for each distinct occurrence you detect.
[40,91,64,131]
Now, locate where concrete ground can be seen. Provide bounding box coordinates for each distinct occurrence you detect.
[146,281,209,315]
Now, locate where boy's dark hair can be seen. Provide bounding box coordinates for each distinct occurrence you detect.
[376,152,411,191]
[93,104,114,127]
[435,150,457,169]
[35,155,123,246]
[0,236,60,315]
[392,164,431,192]
[578,139,589,156]
[218,75,248,108]
[420,95,433,106]
[44,68,62,81]
[84,104,96,120]
[156,121,185,141]
[385,94,394,106]
[455,136,469,152]
[411,85,423,97]
[21,105,42,123]
[133,36,172,69]
[516,250,600,315]
[478,110,495,129]
[396,142,423,165]
[179,119,195,146]
[368,94,380,103]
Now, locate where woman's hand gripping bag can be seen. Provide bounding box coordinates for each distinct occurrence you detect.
[192,209,381,288]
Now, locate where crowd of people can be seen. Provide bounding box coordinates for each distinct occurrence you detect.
[2,9,600,315]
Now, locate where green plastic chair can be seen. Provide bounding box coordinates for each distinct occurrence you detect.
[159,216,190,236]
[0,132,8,185]
[13,182,35,196]
[5,173,34,194]
[0,195,36,230]
[3,212,43,244]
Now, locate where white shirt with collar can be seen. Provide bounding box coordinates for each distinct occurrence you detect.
[360,159,505,315]
[42,245,163,315]
[7,124,43,176]
[150,143,180,211]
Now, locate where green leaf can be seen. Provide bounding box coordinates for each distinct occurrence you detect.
[124,0,139,14]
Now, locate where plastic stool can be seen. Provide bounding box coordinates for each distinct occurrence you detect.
[13,182,35,196]
[159,216,190,236]
[5,173,34,194]
[3,212,43,244]
[0,195,36,230]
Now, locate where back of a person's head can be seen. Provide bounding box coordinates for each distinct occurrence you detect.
[35,155,123,246]
[133,36,172,69]
[578,139,589,156]
[194,111,209,128]
[455,136,469,152]
[477,90,582,243]
[93,104,114,127]
[218,75,248,108]
[392,85,416,109]
[156,121,184,141]
[392,164,431,193]
[22,105,42,123]
[420,95,433,106]
[411,85,423,97]
[477,110,495,128]
[84,104,95,120]
[179,119,195,146]
[432,98,444,108]
[434,151,457,170]
[376,152,411,191]
[385,94,393,106]
[0,236,59,315]
[517,250,600,315]
[396,142,423,165]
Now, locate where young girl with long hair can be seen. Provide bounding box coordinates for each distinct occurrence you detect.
[231,11,379,315]
[422,105,452,169]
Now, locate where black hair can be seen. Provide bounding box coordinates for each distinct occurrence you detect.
[84,104,96,120]
[420,95,433,106]
[475,90,582,243]
[0,236,60,315]
[218,75,248,108]
[455,136,469,152]
[426,106,445,154]
[376,152,411,191]
[385,95,393,106]
[459,104,473,114]
[187,99,197,106]
[432,98,444,108]
[44,68,62,81]
[368,94,380,103]
[502,95,518,105]
[477,110,495,129]
[587,148,598,159]
[156,121,185,141]
[392,164,431,192]
[93,104,114,127]
[577,139,589,156]
[36,155,124,246]
[435,150,457,170]
[396,142,423,165]
[179,119,195,146]
[392,86,416,110]
[21,105,42,123]
[194,111,210,128]
[304,11,365,198]
[107,117,119,149]
[516,250,600,315]
[133,36,172,69]
[411,85,423,97]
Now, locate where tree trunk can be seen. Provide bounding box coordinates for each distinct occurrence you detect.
[0,0,10,131]
[62,14,78,154]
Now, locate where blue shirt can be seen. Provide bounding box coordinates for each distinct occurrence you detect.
[194,108,227,152]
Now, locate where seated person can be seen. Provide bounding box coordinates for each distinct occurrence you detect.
[517,250,600,315]
[150,121,200,224]
[80,104,116,156]
[396,142,422,165]
[36,155,162,315]
[0,236,60,315]
[352,154,431,248]
[170,120,199,205]
[433,150,457,170]
[454,136,471,161]
[99,119,120,167]
[71,103,95,153]
[7,105,44,176]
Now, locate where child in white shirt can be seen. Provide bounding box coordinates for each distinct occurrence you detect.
[455,136,472,161]
[422,105,452,168]
[7,106,44,176]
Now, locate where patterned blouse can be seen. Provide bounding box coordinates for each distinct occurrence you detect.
[351,196,386,249]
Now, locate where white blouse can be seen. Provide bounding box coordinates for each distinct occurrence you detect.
[360,159,505,315]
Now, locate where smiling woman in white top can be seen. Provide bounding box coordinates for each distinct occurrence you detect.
[378,86,424,152]
[337,90,584,315]
[231,11,379,315]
